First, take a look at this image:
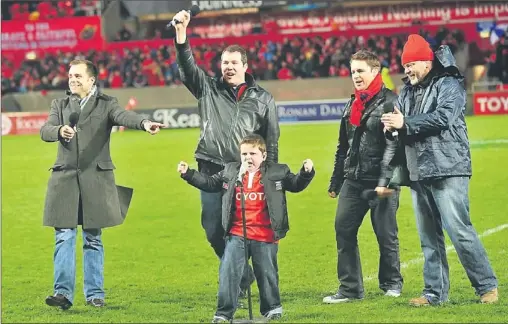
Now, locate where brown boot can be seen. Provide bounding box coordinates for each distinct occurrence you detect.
[480,288,498,304]
[409,296,431,307]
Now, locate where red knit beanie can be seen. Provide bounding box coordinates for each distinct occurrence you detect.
[401,34,434,65]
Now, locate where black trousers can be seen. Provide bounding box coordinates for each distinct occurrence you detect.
[335,179,403,298]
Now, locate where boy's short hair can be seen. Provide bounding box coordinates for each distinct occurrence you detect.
[240,134,266,154]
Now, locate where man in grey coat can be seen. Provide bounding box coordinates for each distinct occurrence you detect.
[41,59,164,310]
[381,34,498,306]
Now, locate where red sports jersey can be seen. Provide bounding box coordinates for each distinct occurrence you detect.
[230,171,277,243]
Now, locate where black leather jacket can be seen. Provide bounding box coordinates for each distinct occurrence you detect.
[175,39,279,165]
[182,161,315,241]
[329,87,398,193]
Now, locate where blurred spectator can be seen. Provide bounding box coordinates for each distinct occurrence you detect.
[115,24,133,42]
[263,62,277,80]
[494,32,508,84]
[2,0,94,20]
[132,72,148,88]
[153,29,162,40]
[277,61,293,80]
[109,70,123,88]
[338,64,350,77]
[78,0,99,16]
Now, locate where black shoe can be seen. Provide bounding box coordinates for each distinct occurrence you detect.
[86,298,105,308]
[45,294,72,310]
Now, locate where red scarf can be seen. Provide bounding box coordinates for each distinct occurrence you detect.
[236,83,247,101]
[349,73,383,126]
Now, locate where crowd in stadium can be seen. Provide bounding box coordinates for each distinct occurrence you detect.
[0,29,488,94]
[1,0,99,20]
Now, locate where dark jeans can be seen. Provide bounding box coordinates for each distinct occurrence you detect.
[198,159,254,290]
[410,177,497,303]
[335,179,403,298]
[216,235,281,320]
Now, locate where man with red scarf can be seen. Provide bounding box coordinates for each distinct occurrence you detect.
[324,50,403,303]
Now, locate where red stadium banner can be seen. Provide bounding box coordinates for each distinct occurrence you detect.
[268,2,508,34]
[2,112,49,136]
[177,3,507,39]
[1,16,103,53]
[473,91,508,115]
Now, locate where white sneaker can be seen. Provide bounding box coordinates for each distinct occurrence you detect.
[385,290,401,297]
[264,306,283,320]
[323,293,356,304]
[212,315,230,323]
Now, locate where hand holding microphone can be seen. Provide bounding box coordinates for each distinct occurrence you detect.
[167,5,200,31]
[381,102,401,137]
[382,102,397,137]
[381,103,404,134]
[236,161,248,186]
[60,112,79,142]
[361,186,395,200]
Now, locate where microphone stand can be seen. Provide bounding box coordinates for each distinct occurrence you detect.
[236,176,254,321]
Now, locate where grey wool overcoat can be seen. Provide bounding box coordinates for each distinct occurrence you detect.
[40,89,146,229]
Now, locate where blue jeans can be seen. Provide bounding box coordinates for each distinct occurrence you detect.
[200,179,254,290]
[216,235,282,320]
[198,159,254,290]
[53,228,104,304]
[410,177,498,303]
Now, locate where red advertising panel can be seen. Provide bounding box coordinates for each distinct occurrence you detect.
[269,2,508,34]
[2,112,49,136]
[473,91,508,115]
[1,16,103,53]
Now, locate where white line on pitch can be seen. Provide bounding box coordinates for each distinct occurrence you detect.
[364,223,508,282]
[470,139,508,145]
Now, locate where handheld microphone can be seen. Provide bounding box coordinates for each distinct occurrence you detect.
[166,5,200,29]
[383,102,398,137]
[236,162,248,187]
[361,189,378,201]
[361,183,399,200]
[65,112,79,143]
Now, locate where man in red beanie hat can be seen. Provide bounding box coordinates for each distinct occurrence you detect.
[381,34,498,306]
[323,49,403,304]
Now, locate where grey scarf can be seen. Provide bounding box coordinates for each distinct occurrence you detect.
[79,85,97,110]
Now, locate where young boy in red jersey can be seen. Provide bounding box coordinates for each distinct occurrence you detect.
[177,134,315,323]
